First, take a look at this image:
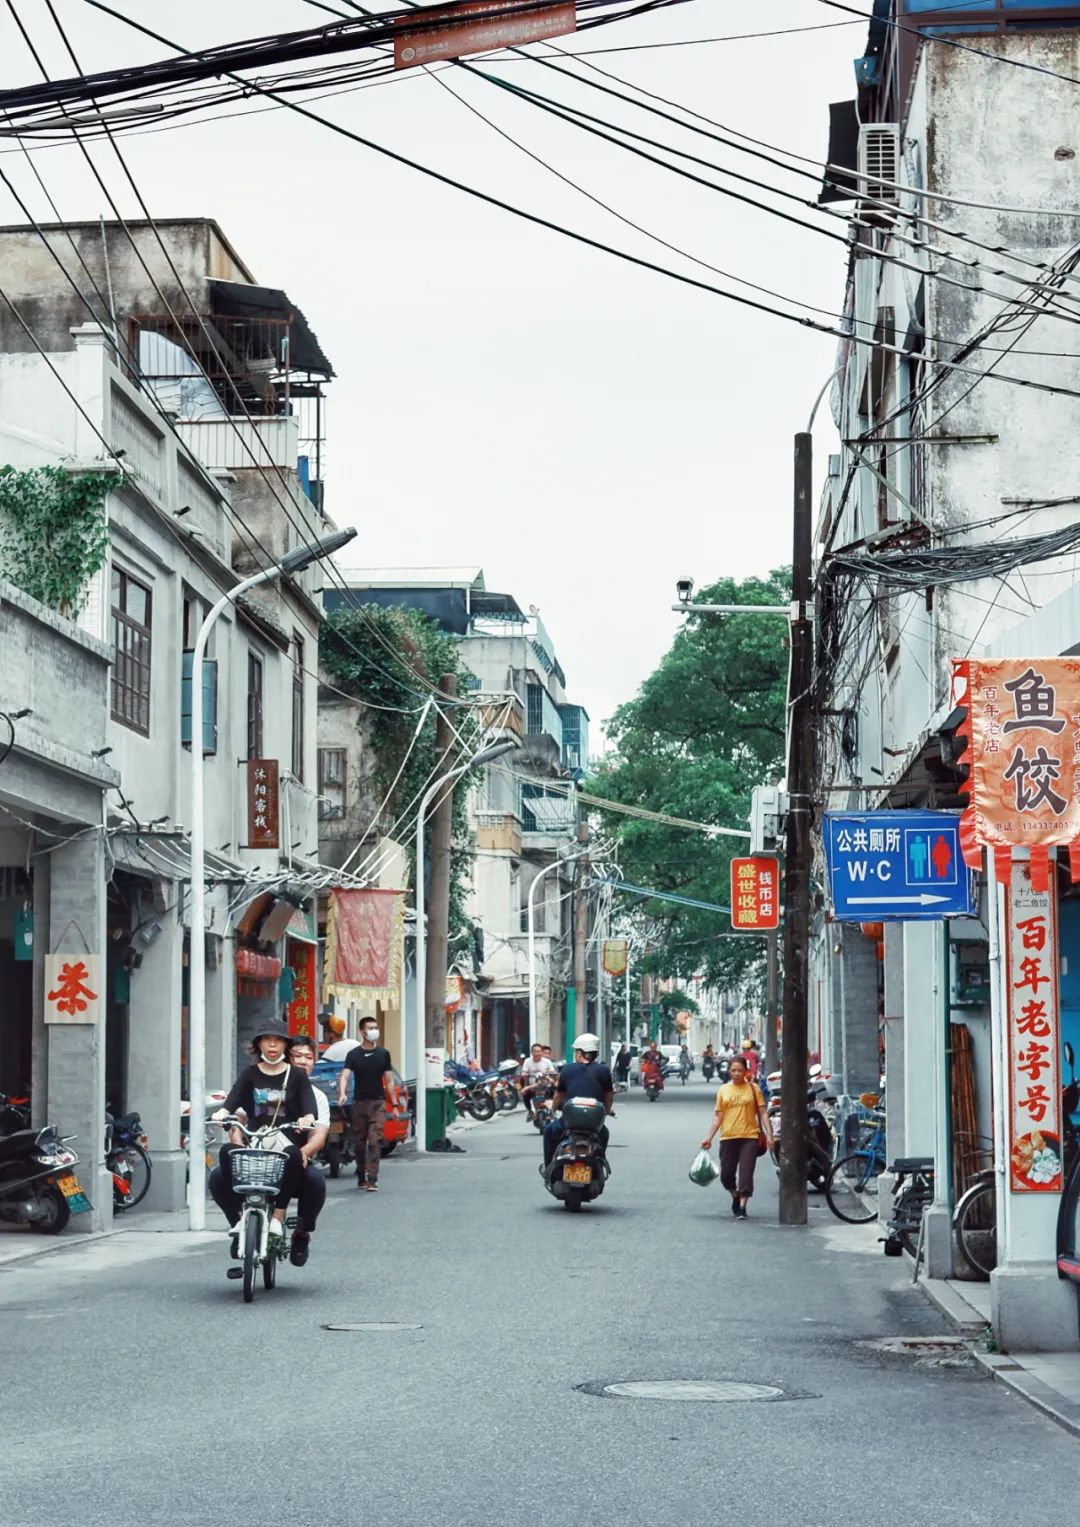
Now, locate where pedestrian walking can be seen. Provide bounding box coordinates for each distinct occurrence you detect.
[699,1055,774,1218]
[337,1016,394,1192]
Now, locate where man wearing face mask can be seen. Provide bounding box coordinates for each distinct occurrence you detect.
[337,1016,394,1192]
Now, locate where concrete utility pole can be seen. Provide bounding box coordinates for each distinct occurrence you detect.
[423,674,457,1051]
[571,816,590,1049]
[779,431,814,1226]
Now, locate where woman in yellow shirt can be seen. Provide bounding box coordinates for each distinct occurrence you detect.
[700,1056,774,1217]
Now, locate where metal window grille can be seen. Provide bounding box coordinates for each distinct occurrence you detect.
[318,747,346,819]
[248,652,264,760]
[111,567,152,735]
[526,685,544,734]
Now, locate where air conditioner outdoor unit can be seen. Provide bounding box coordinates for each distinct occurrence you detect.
[857,123,900,218]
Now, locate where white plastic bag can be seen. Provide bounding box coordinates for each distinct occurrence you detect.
[688,1148,720,1187]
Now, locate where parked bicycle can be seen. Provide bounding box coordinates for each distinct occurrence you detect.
[106,1111,151,1212]
[825,1108,887,1224]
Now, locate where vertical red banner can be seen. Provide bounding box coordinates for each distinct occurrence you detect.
[1005,861,1062,1193]
[286,942,316,1038]
[730,856,780,931]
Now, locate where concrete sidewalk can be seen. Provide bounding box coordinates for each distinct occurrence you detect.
[922,1272,1080,1440]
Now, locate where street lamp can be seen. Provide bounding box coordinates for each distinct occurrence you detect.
[526,846,589,1052]
[187,526,356,1230]
[414,738,519,1152]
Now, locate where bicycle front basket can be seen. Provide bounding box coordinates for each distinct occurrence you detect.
[230,1147,287,1192]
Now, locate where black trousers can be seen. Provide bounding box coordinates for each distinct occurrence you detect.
[295,1162,326,1233]
[208,1143,305,1226]
[719,1138,760,1198]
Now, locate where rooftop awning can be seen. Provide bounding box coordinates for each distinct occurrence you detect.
[207,278,334,377]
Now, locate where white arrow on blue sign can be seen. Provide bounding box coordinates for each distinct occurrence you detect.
[823,811,976,922]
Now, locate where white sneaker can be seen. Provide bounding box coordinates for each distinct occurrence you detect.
[268,1219,284,1239]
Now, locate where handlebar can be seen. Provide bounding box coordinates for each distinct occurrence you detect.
[214,1117,311,1139]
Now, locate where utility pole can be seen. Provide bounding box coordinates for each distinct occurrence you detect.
[779,431,814,1226]
[424,674,457,1051]
[571,815,590,1051]
[764,928,779,1076]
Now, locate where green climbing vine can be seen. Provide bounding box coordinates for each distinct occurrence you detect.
[0,465,111,617]
[321,604,478,947]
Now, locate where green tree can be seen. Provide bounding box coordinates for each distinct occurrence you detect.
[593,570,789,1001]
[320,605,477,943]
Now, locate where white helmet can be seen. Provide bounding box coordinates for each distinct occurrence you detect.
[573,1032,601,1056]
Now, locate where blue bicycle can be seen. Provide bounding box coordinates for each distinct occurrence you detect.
[825,1109,887,1224]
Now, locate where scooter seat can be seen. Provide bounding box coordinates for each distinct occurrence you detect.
[891,1156,934,1173]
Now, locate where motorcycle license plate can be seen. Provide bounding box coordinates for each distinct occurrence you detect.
[57,1174,92,1213]
[563,1163,591,1185]
[329,1121,344,1136]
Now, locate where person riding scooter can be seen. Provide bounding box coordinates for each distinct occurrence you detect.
[641,1042,665,1095]
[541,1034,614,1172]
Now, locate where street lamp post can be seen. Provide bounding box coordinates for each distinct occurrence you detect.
[414,739,519,1153]
[527,847,588,1051]
[187,527,356,1231]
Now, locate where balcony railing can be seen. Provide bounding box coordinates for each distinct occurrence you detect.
[475,811,522,855]
[178,415,299,472]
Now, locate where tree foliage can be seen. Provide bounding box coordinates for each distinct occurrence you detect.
[320,605,476,942]
[0,465,110,616]
[593,570,790,1002]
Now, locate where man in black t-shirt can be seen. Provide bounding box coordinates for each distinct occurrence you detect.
[336,1017,394,1192]
[543,1035,615,1170]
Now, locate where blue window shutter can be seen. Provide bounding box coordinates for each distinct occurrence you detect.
[181,654,218,754]
[202,658,217,755]
[181,652,193,746]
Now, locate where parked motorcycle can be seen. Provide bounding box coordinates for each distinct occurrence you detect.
[444,1062,498,1121]
[542,1096,609,1212]
[0,1119,90,1234]
[491,1059,522,1112]
[0,1093,30,1136]
[770,1080,834,1189]
[106,1110,151,1212]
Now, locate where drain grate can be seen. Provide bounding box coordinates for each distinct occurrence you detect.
[577,1379,816,1403]
[859,1336,969,1357]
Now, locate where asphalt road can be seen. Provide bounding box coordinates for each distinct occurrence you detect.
[2,1078,1079,1525]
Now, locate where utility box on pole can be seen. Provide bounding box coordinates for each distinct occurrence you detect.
[750,784,786,855]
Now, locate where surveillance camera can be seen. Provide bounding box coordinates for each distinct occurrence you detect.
[676,577,694,605]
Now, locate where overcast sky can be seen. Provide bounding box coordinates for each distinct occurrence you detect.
[0,0,858,741]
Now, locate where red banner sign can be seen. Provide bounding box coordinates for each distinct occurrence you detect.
[730,856,779,931]
[247,759,280,850]
[286,941,317,1038]
[394,0,576,68]
[1005,861,1062,1193]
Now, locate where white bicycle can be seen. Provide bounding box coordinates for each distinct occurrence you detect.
[220,1118,305,1304]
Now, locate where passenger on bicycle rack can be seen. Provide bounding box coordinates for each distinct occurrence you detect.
[209,1020,317,1254]
[281,1033,330,1267]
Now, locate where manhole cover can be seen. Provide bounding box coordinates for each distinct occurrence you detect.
[322,1322,422,1332]
[577,1379,811,1403]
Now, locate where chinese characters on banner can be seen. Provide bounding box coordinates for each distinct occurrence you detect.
[1005,864,1062,1194]
[729,856,780,931]
[602,939,629,977]
[247,759,280,850]
[286,941,316,1038]
[44,952,101,1024]
[953,658,1080,884]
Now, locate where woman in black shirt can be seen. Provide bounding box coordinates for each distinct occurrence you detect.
[209,1020,318,1243]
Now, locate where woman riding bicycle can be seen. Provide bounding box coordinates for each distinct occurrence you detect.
[209,1019,317,1246]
